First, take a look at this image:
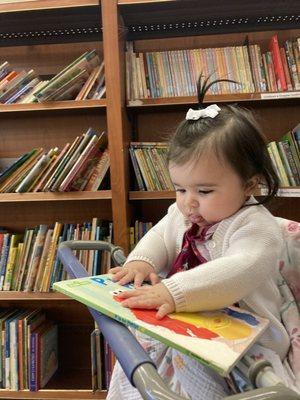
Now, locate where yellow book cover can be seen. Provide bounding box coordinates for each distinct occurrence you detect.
[10,242,23,291]
[40,222,63,292]
[3,234,22,291]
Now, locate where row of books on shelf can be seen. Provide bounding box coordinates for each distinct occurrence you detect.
[0,219,112,293]
[126,35,300,100]
[0,50,105,104]
[91,326,114,391]
[0,128,110,193]
[129,220,153,250]
[267,124,300,187]
[0,308,58,391]
[129,123,300,191]
[129,142,174,191]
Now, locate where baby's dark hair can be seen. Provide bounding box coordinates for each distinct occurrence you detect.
[167,75,279,204]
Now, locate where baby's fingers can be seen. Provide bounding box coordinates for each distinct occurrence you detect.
[117,272,135,286]
[121,295,157,309]
[149,272,160,285]
[156,303,173,320]
[111,268,133,285]
[108,266,123,275]
[134,273,146,288]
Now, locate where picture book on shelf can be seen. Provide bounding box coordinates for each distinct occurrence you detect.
[54,274,269,376]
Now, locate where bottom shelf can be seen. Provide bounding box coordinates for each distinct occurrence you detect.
[0,349,109,399]
[0,389,106,399]
[0,368,107,399]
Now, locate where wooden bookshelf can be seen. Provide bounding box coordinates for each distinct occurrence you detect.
[0,191,112,203]
[128,92,300,108]
[0,2,111,398]
[0,0,299,398]
[0,100,106,114]
[119,0,300,228]
[0,292,71,300]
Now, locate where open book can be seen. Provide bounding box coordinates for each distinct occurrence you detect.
[53,274,269,376]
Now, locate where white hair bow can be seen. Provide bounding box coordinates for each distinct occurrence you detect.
[185,104,221,120]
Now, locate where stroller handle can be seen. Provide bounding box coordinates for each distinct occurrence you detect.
[57,240,300,400]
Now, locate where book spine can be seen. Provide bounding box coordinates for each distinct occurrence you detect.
[285,40,300,90]
[2,243,18,291]
[277,141,296,186]
[268,141,289,186]
[18,319,24,390]
[10,320,19,390]
[15,154,50,193]
[280,47,293,91]
[269,35,287,91]
[280,140,300,185]
[0,234,10,290]
[29,332,37,391]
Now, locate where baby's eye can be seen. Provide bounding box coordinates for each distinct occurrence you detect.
[198,190,213,195]
[175,188,186,193]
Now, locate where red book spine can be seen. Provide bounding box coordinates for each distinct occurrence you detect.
[269,35,287,91]
[280,47,293,91]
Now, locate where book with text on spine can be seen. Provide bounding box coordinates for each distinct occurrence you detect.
[54,274,269,376]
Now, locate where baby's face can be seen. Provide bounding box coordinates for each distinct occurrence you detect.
[169,153,253,225]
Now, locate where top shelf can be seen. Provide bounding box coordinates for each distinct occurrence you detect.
[119,0,300,40]
[1,0,299,45]
[0,0,102,47]
[0,1,99,13]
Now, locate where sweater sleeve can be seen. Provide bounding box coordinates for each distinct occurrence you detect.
[124,203,179,274]
[162,211,283,312]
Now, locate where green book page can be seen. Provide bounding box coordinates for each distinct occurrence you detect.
[54,274,269,376]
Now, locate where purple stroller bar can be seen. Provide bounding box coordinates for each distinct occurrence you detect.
[58,240,300,400]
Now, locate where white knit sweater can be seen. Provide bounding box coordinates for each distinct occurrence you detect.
[125,199,290,360]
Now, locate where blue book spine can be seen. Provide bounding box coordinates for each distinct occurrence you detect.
[293,130,300,152]
[145,53,156,98]
[29,332,37,391]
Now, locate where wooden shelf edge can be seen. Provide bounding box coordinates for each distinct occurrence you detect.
[0,1,99,13]
[0,191,112,203]
[119,0,174,4]
[0,389,106,399]
[127,92,300,107]
[129,188,300,200]
[0,292,72,300]
[0,100,106,114]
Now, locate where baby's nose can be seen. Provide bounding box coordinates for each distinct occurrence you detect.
[186,195,199,209]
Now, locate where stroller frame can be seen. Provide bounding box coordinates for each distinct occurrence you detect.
[58,240,300,400]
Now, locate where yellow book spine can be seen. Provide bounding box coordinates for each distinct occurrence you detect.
[41,222,63,292]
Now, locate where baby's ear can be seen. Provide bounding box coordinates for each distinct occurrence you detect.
[244,175,260,195]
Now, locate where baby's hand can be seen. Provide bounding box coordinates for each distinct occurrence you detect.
[118,283,175,319]
[108,261,160,287]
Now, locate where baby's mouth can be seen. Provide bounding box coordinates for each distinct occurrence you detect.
[189,214,205,224]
